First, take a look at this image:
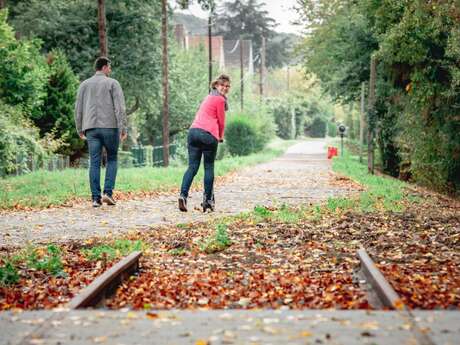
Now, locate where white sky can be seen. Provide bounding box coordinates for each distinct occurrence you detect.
[171,0,302,35]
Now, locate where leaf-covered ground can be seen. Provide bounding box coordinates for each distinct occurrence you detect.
[0,241,123,310]
[105,186,459,310]
[1,180,458,311]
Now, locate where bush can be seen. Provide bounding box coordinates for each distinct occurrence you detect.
[0,10,48,117]
[0,102,46,176]
[309,117,327,138]
[225,115,270,156]
[327,120,337,137]
[38,50,83,158]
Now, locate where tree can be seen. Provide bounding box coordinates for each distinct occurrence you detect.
[10,0,163,121]
[0,9,48,117]
[97,0,107,57]
[215,0,278,66]
[296,0,460,193]
[161,0,169,167]
[39,50,84,158]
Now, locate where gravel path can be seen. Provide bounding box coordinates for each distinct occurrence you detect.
[0,140,358,247]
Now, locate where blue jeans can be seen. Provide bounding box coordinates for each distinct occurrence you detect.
[180,128,218,200]
[86,128,119,201]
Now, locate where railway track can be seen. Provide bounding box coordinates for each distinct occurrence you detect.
[11,245,441,345]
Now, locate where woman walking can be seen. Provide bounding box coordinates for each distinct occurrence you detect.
[178,74,231,212]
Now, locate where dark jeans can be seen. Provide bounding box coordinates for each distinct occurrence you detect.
[86,128,119,201]
[180,128,218,200]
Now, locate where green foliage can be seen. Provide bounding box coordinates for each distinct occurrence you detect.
[200,223,232,254]
[0,102,46,176]
[225,115,267,156]
[0,260,20,286]
[82,240,144,261]
[10,0,163,143]
[168,248,187,256]
[254,205,272,218]
[298,2,377,102]
[296,0,460,194]
[270,91,335,139]
[309,117,327,138]
[38,50,82,157]
[0,9,48,117]
[275,204,301,223]
[138,45,209,144]
[27,245,65,276]
[332,153,406,212]
[327,121,337,137]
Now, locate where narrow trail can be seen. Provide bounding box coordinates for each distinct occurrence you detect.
[0,140,358,246]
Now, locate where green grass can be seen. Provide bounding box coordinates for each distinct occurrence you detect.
[82,240,145,261]
[0,260,20,286]
[26,245,65,276]
[332,153,408,212]
[200,223,232,254]
[0,139,295,209]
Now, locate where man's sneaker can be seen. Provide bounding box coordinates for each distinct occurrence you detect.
[102,194,116,206]
[178,196,187,212]
[92,199,102,208]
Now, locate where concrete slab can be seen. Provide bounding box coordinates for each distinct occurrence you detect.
[1,310,459,345]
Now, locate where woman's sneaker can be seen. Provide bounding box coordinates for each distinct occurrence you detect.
[178,196,187,212]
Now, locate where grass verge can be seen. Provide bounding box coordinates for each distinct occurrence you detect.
[0,139,295,210]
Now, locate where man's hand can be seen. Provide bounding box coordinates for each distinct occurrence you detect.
[79,132,86,140]
[120,132,128,142]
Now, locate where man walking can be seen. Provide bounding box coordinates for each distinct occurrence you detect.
[75,57,127,207]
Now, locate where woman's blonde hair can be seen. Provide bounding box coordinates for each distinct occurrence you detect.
[210,74,231,89]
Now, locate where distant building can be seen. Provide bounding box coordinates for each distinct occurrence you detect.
[223,39,254,74]
[173,24,254,74]
[188,35,225,71]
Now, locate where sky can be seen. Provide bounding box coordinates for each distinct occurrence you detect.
[172,0,302,35]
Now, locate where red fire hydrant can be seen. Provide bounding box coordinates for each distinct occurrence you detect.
[327,147,338,159]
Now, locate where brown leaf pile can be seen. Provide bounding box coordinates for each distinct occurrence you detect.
[106,188,459,310]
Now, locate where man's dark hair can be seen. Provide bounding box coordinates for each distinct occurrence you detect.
[94,57,111,71]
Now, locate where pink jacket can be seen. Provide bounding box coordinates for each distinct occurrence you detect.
[191,94,226,141]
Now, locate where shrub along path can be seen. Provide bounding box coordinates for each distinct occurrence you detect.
[0,140,356,247]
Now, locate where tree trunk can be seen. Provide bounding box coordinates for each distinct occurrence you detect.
[240,36,244,111]
[161,0,169,167]
[208,14,212,92]
[0,0,5,9]
[367,56,377,174]
[287,66,291,91]
[259,36,266,102]
[97,0,108,57]
[359,82,366,163]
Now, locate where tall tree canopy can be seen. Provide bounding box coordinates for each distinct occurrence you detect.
[215,0,291,68]
[296,0,460,194]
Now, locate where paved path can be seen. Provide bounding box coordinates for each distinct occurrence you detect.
[0,140,357,247]
[2,309,459,345]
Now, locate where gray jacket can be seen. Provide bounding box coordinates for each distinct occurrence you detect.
[75,71,127,134]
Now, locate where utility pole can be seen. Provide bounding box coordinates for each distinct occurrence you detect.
[97,0,108,57]
[161,0,169,167]
[287,66,290,91]
[208,13,212,91]
[240,36,244,111]
[359,82,366,163]
[367,56,377,174]
[259,36,266,102]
